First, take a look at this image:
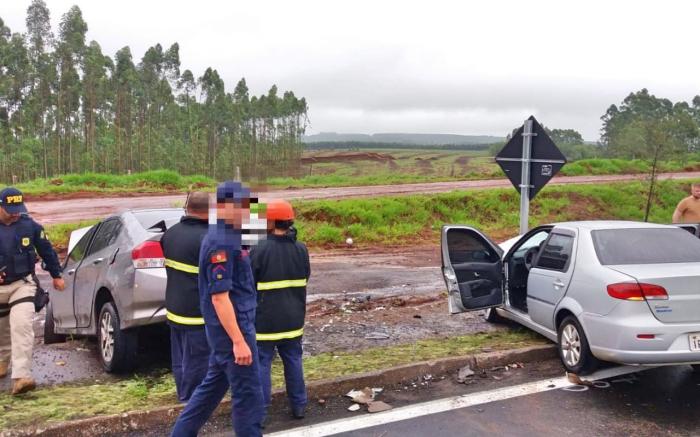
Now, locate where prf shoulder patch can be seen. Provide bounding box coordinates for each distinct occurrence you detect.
[210,250,228,264]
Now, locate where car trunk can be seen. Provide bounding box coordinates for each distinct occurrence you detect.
[608,263,700,323]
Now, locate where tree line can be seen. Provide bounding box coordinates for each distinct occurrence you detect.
[0,1,308,183]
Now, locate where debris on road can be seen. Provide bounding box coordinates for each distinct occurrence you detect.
[367,401,393,413]
[55,360,66,366]
[567,372,594,387]
[457,365,475,383]
[318,398,326,406]
[346,387,375,404]
[348,403,361,412]
[365,332,390,340]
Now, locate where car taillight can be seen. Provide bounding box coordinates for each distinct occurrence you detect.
[131,241,165,269]
[607,282,668,301]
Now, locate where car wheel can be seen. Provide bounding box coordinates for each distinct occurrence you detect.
[97,302,137,373]
[557,315,598,375]
[43,301,66,345]
[484,307,505,323]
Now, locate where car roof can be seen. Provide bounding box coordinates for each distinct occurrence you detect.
[550,220,675,230]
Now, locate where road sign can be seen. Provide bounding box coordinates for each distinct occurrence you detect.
[495,116,567,234]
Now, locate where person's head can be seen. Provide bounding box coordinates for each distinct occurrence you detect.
[216,182,252,229]
[0,187,27,224]
[265,199,295,235]
[185,191,210,220]
[692,183,700,199]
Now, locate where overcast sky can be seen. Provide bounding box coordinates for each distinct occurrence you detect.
[4,0,700,140]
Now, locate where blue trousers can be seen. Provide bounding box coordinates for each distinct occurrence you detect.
[171,313,263,437]
[170,325,210,402]
[257,337,307,409]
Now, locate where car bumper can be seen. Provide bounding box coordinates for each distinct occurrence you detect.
[583,309,700,365]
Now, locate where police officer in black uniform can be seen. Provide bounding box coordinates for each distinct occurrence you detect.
[160,191,211,402]
[0,187,64,395]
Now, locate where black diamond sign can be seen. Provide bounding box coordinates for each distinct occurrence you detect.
[495,116,567,200]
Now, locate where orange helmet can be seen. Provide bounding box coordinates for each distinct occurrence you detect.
[265,199,295,221]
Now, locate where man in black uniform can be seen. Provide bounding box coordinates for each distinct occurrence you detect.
[252,199,311,420]
[160,191,211,402]
[0,187,64,395]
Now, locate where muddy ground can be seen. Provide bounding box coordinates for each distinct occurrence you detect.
[26,171,700,225]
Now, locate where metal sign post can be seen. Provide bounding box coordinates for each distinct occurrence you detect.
[519,119,535,235]
[495,115,567,236]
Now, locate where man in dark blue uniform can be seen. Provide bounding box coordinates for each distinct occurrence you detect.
[171,182,263,437]
[160,191,211,402]
[0,187,64,395]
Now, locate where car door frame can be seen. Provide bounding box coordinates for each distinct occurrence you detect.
[73,217,123,328]
[526,227,578,331]
[441,225,505,314]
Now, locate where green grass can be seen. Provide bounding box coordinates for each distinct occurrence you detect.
[0,330,541,429]
[6,170,216,196]
[45,220,100,250]
[293,178,700,245]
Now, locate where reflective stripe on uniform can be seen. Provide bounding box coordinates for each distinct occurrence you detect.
[166,310,205,325]
[164,259,199,274]
[256,279,307,291]
[256,327,304,341]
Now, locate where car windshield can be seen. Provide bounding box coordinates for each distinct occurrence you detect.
[132,210,184,231]
[592,228,700,265]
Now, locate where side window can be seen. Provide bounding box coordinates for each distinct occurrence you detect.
[535,233,574,271]
[86,219,123,257]
[446,229,500,264]
[66,226,98,267]
[512,230,549,258]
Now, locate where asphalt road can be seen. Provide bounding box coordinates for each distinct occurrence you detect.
[27,171,700,225]
[265,363,700,437]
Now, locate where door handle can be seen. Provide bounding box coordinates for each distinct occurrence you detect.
[93,258,105,265]
[67,269,75,276]
[553,279,565,289]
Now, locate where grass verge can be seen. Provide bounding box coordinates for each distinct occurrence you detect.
[0,329,542,429]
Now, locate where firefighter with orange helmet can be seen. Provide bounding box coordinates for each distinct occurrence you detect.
[251,199,310,421]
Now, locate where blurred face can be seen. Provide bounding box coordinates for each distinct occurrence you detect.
[0,207,20,225]
[693,185,700,199]
[217,200,249,229]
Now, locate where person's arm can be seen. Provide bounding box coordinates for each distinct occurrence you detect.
[33,221,65,291]
[672,200,686,223]
[211,292,252,366]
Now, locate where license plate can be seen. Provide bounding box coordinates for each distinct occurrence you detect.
[690,333,700,351]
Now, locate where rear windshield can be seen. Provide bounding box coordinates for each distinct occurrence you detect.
[592,228,700,265]
[133,210,184,231]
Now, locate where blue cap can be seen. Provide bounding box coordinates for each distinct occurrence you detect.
[0,187,27,214]
[216,181,252,204]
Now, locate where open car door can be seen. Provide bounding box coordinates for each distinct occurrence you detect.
[441,225,504,314]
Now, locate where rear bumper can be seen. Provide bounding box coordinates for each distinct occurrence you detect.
[583,310,700,365]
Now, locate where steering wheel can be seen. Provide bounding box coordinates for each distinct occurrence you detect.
[524,246,540,271]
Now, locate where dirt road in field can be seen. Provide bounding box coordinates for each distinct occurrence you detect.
[25,171,700,225]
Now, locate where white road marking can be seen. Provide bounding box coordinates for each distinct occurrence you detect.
[267,365,649,437]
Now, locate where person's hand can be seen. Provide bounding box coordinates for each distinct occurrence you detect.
[233,340,253,366]
[53,277,65,291]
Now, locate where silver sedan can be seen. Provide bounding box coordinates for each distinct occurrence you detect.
[441,221,700,374]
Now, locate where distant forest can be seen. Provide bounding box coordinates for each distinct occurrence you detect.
[304,141,493,151]
[0,1,308,183]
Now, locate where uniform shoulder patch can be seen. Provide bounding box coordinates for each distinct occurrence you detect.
[210,250,228,264]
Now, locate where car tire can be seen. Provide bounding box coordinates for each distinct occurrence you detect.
[557,315,598,375]
[484,307,506,323]
[97,302,137,373]
[43,301,66,345]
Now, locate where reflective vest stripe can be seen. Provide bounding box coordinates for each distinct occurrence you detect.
[164,259,199,274]
[256,328,304,341]
[257,279,307,291]
[166,310,205,325]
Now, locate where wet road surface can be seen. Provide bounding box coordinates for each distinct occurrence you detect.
[27,171,700,225]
